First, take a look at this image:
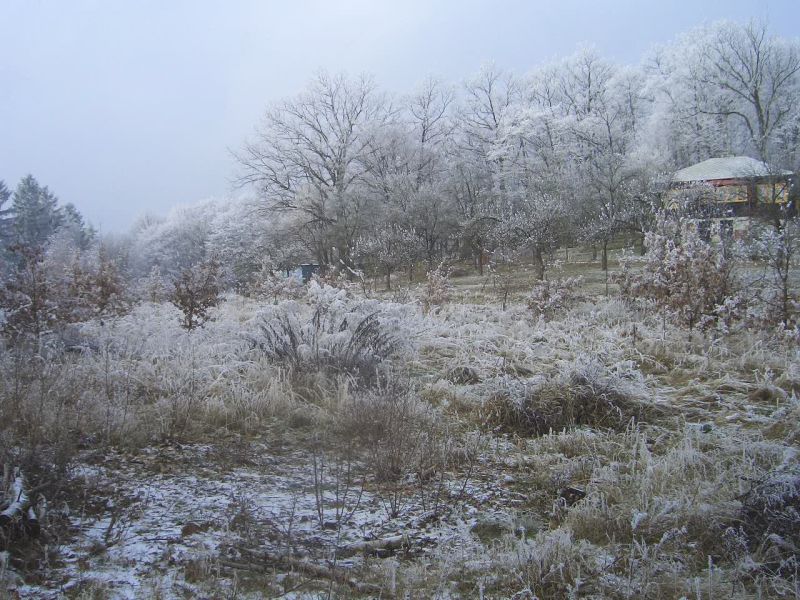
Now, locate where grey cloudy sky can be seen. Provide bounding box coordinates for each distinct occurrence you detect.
[1,0,797,232]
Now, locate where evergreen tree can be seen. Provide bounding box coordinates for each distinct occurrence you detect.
[12,174,63,249]
[0,180,12,273]
[0,180,11,236]
[62,202,96,250]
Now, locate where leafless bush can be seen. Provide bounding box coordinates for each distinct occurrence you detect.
[249,262,305,304]
[0,348,83,477]
[481,362,652,436]
[335,380,456,518]
[251,308,398,388]
[526,276,583,318]
[309,441,365,533]
[422,263,452,314]
[337,381,429,481]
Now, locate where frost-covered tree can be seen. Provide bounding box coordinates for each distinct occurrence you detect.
[355,224,419,290]
[0,245,64,341]
[61,202,96,251]
[206,197,273,287]
[131,202,215,278]
[455,65,521,272]
[618,214,740,329]
[235,72,392,268]
[84,243,128,317]
[692,22,800,164]
[750,217,800,326]
[645,21,800,167]
[567,62,650,268]
[488,64,575,279]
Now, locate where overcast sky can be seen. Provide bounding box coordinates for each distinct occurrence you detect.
[1,0,798,232]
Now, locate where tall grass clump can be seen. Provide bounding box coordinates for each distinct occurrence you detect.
[481,360,654,436]
[252,309,397,388]
[249,284,410,391]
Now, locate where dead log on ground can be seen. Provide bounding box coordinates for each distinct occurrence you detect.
[0,471,30,526]
[222,549,381,595]
[336,534,409,558]
[0,468,40,538]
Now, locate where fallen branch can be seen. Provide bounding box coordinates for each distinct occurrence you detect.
[336,534,409,558]
[0,470,30,527]
[0,468,41,539]
[221,550,381,595]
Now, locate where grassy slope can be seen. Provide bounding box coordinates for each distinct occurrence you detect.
[2,256,799,599]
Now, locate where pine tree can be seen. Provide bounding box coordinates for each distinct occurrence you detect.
[0,245,58,341]
[0,180,12,274]
[12,175,63,249]
[62,202,96,250]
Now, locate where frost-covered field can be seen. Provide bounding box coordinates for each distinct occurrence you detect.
[2,278,799,598]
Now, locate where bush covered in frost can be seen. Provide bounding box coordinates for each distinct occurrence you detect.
[481,360,653,436]
[423,263,453,314]
[740,464,800,573]
[617,214,741,329]
[250,282,409,387]
[526,275,584,317]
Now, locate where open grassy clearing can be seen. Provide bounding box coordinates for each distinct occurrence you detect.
[2,259,799,599]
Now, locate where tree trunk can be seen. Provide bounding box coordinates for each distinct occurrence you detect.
[533,246,545,281]
[385,267,391,291]
[601,240,609,272]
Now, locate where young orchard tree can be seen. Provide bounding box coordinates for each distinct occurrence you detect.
[618,213,740,330]
[170,258,221,331]
[235,71,392,269]
[498,189,570,281]
[490,88,572,280]
[437,65,521,274]
[750,216,800,327]
[355,224,419,290]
